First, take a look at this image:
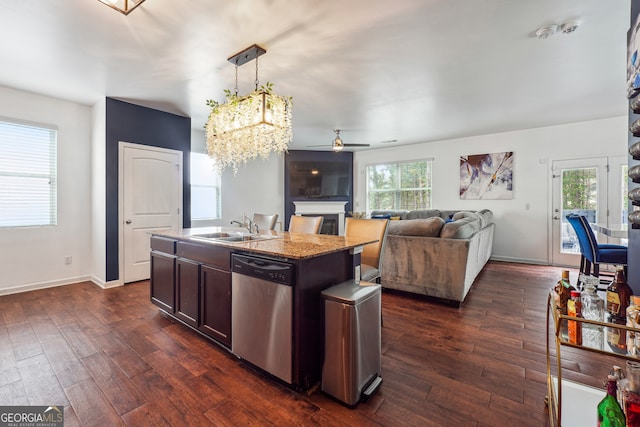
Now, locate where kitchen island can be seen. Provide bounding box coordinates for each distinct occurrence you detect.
[149,227,377,391]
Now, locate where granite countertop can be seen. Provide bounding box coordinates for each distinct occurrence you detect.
[153,227,377,260]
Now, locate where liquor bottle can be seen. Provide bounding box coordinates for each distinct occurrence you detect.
[582,280,605,322]
[567,290,582,345]
[612,365,629,409]
[628,296,640,356]
[630,165,640,183]
[554,270,574,314]
[607,269,632,320]
[625,361,640,426]
[630,141,640,160]
[624,390,640,427]
[597,375,626,426]
[607,316,628,355]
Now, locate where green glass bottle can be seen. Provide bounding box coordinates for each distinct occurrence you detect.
[597,375,626,427]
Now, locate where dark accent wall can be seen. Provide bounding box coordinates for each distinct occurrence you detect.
[284,150,353,231]
[105,98,191,282]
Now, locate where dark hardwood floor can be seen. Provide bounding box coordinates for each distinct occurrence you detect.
[0,261,621,426]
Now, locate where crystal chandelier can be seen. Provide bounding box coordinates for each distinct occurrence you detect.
[205,44,293,172]
[97,0,146,15]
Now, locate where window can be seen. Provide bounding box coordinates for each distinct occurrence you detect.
[0,118,57,227]
[190,152,221,224]
[366,160,433,212]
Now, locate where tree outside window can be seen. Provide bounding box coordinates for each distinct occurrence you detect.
[367,160,432,212]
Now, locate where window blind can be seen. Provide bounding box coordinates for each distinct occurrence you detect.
[0,118,57,227]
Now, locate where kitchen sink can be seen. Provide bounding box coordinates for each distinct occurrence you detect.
[191,232,281,243]
[192,232,236,239]
[216,234,281,242]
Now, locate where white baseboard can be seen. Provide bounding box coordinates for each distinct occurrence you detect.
[0,275,94,296]
[489,255,550,265]
[90,275,123,289]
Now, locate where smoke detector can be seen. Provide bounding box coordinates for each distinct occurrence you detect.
[560,20,581,34]
[535,25,558,40]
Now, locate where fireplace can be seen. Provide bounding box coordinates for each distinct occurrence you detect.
[302,213,338,235]
[293,201,347,235]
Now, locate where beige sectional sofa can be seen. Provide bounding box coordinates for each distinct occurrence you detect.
[370,209,494,306]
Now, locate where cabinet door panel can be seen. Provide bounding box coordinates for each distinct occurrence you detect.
[150,251,176,313]
[176,258,200,327]
[200,265,232,347]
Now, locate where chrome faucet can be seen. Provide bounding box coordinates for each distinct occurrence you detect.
[243,214,253,233]
[231,215,256,233]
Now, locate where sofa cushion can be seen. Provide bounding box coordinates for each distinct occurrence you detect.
[370,210,409,220]
[406,209,441,220]
[476,209,494,227]
[387,217,445,237]
[440,216,480,239]
[439,210,464,221]
[452,210,480,221]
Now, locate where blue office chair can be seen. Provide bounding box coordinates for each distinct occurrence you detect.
[565,214,627,278]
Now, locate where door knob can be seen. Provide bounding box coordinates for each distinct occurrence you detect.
[125,219,132,224]
[553,216,559,220]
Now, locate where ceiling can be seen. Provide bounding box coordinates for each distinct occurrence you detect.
[0,0,631,151]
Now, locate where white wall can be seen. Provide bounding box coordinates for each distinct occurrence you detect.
[354,116,628,264]
[192,128,285,230]
[221,154,285,231]
[0,86,93,294]
[90,98,106,286]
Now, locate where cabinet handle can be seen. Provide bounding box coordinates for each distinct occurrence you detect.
[125,219,132,224]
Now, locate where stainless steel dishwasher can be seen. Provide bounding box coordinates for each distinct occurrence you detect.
[231,253,295,384]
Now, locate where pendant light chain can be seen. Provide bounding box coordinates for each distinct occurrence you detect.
[234,64,239,96]
[255,54,260,91]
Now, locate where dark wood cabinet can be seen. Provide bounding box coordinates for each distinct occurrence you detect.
[150,236,177,313]
[150,251,176,313]
[151,237,232,348]
[175,258,200,327]
[199,265,231,347]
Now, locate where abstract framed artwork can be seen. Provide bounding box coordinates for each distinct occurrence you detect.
[460,151,513,200]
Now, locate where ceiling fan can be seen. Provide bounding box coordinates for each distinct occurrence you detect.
[307,129,370,151]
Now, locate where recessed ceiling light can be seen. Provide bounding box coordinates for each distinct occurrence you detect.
[560,20,581,34]
[535,25,558,40]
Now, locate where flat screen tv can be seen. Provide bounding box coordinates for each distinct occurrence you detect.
[288,160,351,198]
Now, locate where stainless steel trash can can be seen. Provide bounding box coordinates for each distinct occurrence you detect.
[321,280,382,407]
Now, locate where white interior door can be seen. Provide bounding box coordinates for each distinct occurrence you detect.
[121,143,182,283]
[607,155,629,246]
[551,157,607,267]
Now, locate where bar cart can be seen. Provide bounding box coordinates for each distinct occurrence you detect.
[546,290,640,426]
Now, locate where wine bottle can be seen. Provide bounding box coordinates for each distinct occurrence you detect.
[630,165,640,182]
[597,375,626,426]
[631,118,640,136]
[630,188,640,202]
[632,96,640,113]
[630,210,640,226]
[630,141,640,159]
